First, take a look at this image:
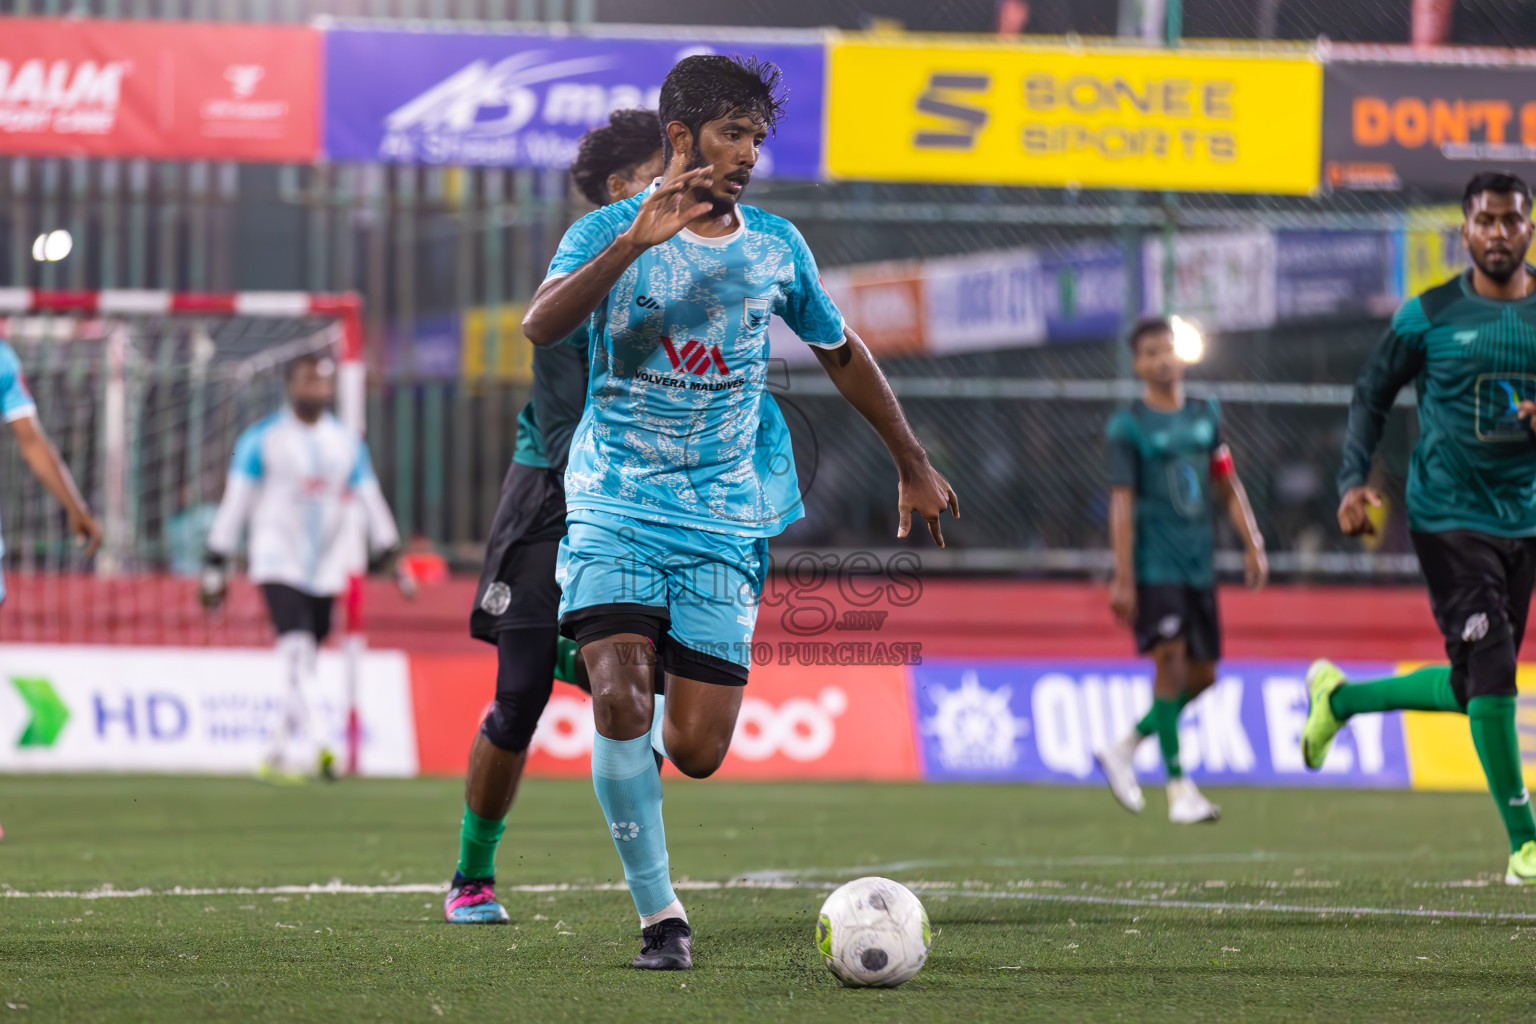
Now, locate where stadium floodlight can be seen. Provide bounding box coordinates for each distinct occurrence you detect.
[30,230,72,262]
[1170,315,1205,363]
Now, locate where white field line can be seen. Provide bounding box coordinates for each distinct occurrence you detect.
[5,876,1536,921]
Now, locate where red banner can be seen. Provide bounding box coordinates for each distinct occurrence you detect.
[0,18,319,162]
[408,653,920,781]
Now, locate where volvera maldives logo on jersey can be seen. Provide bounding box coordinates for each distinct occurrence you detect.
[636,337,743,393]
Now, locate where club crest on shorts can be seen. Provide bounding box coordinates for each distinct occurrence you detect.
[1158,614,1182,638]
[481,581,512,616]
[1463,612,1490,643]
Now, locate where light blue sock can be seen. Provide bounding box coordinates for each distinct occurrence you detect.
[650,694,667,761]
[592,732,675,917]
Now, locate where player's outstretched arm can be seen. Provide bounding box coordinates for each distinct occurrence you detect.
[811,328,958,547]
[1212,451,1268,590]
[1108,486,1136,625]
[523,166,714,346]
[9,415,100,558]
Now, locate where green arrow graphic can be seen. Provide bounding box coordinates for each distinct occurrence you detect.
[12,677,69,748]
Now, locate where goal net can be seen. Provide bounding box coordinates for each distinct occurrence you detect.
[0,290,365,646]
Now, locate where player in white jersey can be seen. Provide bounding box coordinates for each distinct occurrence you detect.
[0,339,102,841]
[523,54,959,969]
[200,354,402,782]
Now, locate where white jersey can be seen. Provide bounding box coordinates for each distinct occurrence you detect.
[207,408,399,597]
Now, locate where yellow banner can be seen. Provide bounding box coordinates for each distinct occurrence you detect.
[461,304,532,383]
[1403,662,1536,792]
[827,38,1322,194]
[1402,205,1467,298]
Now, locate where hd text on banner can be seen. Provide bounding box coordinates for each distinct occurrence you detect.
[323,28,825,177]
[826,38,1322,194]
[911,659,1411,788]
[0,18,320,162]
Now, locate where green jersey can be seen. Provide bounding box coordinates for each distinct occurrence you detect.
[512,325,591,474]
[1340,270,1536,537]
[1106,397,1222,588]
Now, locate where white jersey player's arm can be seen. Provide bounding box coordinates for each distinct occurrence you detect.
[206,427,264,560]
[352,442,400,556]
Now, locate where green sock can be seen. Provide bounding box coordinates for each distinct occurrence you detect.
[456,804,507,880]
[1328,665,1461,720]
[554,636,579,684]
[1152,697,1184,779]
[1468,696,1536,854]
[1136,693,1189,737]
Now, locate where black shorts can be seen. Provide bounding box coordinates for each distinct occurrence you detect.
[469,461,568,643]
[1133,585,1221,662]
[1411,530,1536,706]
[561,604,749,687]
[262,584,335,643]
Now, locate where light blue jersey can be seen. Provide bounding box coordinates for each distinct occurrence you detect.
[547,185,846,539]
[0,341,38,581]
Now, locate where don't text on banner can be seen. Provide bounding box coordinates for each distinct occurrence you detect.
[827,38,1322,194]
[323,28,825,177]
[0,18,319,162]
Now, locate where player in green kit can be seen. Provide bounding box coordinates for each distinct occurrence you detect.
[1094,316,1268,824]
[1303,171,1536,884]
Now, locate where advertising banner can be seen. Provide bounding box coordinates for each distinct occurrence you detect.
[1143,230,1278,331]
[0,645,416,776]
[1323,62,1536,192]
[827,38,1321,193]
[821,262,928,358]
[408,654,919,780]
[323,29,825,177]
[924,248,1047,353]
[1399,206,1468,298]
[1275,231,1398,321]
[911,659,1410,788]
[1041,242,1127,343]
[0,18,319,162]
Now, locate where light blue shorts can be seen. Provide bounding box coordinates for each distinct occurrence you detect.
[556,509,767,672]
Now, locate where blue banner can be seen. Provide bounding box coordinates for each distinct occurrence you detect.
[1275,231,1398,321]
[910,659,1411,789]
[323,29,825,179]
[1041,243,1126,343]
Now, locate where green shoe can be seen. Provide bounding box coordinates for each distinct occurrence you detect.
[1302,659,1348,771]
[318,748,338,782]
[255,762,306,787]
[1507,841,1536,886]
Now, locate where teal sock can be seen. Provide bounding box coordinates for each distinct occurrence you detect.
[650,694,667,761]
[1152,697,1183,779]
[1136,693,1189,737]
[1468,695,1536,854]
[456,804,506,880]
[592,732,675,917]
[1329,665,1461,720]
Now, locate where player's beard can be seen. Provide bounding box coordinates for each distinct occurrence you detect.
[292,398,329,422]
[1473,241,1529,284]
[688,143,739,218]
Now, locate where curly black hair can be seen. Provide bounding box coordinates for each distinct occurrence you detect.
[569,108,663,207]
[657,54,787,162]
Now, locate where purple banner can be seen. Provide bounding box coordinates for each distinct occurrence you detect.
[1276,231,1399,321]
[910,659,1410,789]
[323,29,825,179]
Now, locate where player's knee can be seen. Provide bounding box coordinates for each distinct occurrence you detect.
[479,696,538,753]
[1465,621,1518,700]
[667,735,730,779]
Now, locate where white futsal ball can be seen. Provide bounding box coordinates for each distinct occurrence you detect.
[816,876,932,988]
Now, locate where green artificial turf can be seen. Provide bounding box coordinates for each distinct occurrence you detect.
[2,776,1535,1022]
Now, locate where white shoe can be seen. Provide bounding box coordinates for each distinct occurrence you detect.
[1093,738,1145,813]
[1167,777,1220,824]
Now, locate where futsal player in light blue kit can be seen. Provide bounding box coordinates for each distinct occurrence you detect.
[522,54,958,970]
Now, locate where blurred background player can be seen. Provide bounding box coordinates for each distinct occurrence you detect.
[200,354,404,783]
[1094,316,1268,824]
[523,54,957,970]
[445,109,665,926]
[1304,171,1536,885]
[0,336,102,840]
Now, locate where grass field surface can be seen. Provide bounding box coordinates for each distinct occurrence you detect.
[3,776,1535,1022]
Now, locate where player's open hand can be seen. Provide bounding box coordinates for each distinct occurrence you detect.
[69,507,102,559]
[620,167,714,251]
[896,462,959,547]
[1109,576,1136,626]
[1245,545,1269,590]
[1337,485,1382,537]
